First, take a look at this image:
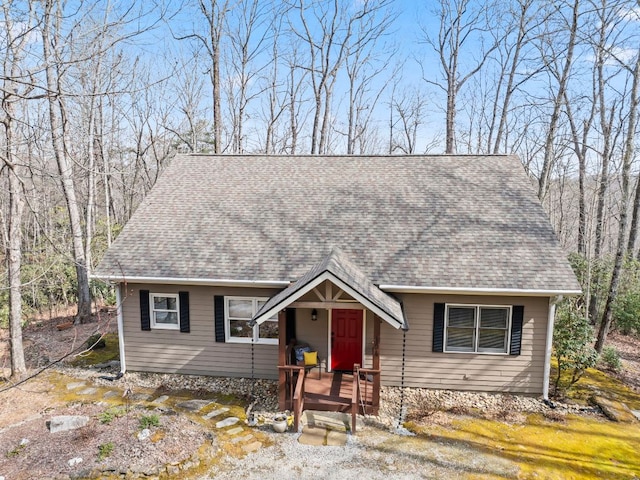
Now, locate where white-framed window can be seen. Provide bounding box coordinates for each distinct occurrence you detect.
[444,304,511,354]
[150,293,180,330]
[225,297,278,344]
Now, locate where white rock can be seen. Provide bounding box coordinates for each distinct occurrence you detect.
[137,428,151,440]
[68,457,83,467]
[48,415,90,433]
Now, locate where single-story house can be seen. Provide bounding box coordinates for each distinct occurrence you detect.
[93,154,580,426]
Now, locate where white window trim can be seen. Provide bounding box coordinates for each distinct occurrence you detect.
[225,296,278,345]
[150,293,180,330]
[443,304,512,355]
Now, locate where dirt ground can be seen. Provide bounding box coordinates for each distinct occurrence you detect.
[1,315,640,479]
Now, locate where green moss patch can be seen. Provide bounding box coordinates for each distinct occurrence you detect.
[70,333,119,367]
[411,414,640,479]
[551,359,640,410]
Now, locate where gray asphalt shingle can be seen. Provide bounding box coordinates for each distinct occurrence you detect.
[95,154,580,293]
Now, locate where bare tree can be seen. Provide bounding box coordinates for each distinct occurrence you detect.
[291,0,392,154]
[224,0,270,153]
[178,0,231,153]
[420,0,499,154]
[40,0,92,324]
[536,0,580,201]
[596,48,640,353]
[0,1,35,377]
[488,0,542,154]
[388,85,428,155]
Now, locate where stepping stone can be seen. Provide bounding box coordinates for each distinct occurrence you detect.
[77,388,98,396]
[298,426,326,446]
[48,415,89,433]
[231,434,253,444]
[67,382,86,390]
[215,417,239,428]
[103,390,119,399]
[242,441,262,453]
[129,393,152,402]
[326,429,348,446]
[302,411,348,431]
[202,408,229,420]
[176,400,214,412]
[151,395,169,405]
[226,426,244,436]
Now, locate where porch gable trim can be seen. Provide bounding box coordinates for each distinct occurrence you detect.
[250,270,406,329]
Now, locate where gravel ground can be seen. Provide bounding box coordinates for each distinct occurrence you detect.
[0,315,614,479]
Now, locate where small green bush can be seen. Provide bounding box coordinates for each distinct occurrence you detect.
[97,442,114,460]
[98,406,126,424]
[139,414,160,429]
[553,298,598,396]
[600,346,623,372]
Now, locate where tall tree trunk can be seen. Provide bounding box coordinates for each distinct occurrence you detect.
[596,50,640,353]
[538,0,579,201]
[1,0,30,379]
[7,165,26,378]
[42,0,91,324]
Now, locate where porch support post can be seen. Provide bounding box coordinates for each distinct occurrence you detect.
[372,315,381,410]
[278,310,287,410]
[373,315,381,370]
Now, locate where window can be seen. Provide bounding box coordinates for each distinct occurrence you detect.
[225,297,278,344]
[444,305,511,354]
[150,293,179,330]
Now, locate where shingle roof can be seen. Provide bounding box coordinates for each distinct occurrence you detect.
[95,154,580,293]
[251,247,407,329]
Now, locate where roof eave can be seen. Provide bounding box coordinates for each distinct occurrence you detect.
[379,285,582,297]
[89,274,290,289]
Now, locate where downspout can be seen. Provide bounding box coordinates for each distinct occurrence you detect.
[543,295,563,400]
[116,283,127,374]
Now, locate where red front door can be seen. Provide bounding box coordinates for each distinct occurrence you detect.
[331,309,363,371]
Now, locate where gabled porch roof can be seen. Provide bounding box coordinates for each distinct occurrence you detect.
[250,247,407,330]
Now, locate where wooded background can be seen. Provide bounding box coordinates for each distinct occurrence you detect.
[2,0,640,376]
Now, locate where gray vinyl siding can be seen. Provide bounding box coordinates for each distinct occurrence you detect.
[121,284,280,379]
[378,294,549,394]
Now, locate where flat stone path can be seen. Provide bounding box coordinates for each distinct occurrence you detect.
[63,380,265,456]
[298,411,350,446]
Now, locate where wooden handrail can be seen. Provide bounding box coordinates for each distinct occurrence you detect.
[355,367,381,417]
[278,365,304,411]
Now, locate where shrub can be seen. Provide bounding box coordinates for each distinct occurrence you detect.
[97,442,114,460]
[553,299,598,396]
[98,406,126,424]
[600,346,623,372]
[139,414,160,429]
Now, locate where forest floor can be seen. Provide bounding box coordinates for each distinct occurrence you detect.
[0,314,639,479]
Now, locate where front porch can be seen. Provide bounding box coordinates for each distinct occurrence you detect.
[278,364,380,433]
[250,248,408,433]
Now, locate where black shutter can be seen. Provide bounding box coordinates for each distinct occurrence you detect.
[179,291,190,333]
[510,305,524,355]
[286,308,296,344]
[140,290,151,331]
[432,303,445,352]
[214,295,225,342]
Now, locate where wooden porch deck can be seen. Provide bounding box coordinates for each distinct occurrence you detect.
[303,371,376,413]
